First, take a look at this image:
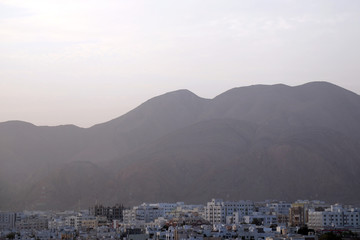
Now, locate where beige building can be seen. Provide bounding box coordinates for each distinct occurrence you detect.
[81,217,98,229]
[289,203,308,227]
[204,198,254,224]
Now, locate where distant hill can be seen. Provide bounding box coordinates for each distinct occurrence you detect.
[1,81,360,210]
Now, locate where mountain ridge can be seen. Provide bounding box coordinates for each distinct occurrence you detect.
[1,81,360,210]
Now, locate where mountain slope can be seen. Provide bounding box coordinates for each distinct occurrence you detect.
[1,81,360,210]
[87,89,210,157]
[204,82,360,137]
[108,119,360,206]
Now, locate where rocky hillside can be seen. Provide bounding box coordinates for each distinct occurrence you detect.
[1,82,359,210]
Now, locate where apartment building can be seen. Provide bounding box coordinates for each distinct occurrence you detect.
[243,213,278,226]
[123,203,165,224]
[16,215,48,230]
[308,204,360,229]
[0,212,16,230]
[266,202,292,216]
[204,199,254,224]
[90,203,124,221]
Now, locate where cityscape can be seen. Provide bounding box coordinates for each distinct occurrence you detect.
[1,198,359,240]
[1,1,360,240]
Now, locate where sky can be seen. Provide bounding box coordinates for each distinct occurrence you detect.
[1,0,360,127]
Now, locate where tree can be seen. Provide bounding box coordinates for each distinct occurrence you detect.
[297,226,309,235]
[251,218,262,226]
[319,232,341,240]
[270,224,278,231]
[6,232,15,239]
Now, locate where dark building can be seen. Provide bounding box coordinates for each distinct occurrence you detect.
[90,204,124,221]
[289,204,308,227]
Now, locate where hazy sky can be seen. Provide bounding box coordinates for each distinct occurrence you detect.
[1,0,360,127]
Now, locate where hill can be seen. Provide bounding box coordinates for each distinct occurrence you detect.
[1,81,360,210]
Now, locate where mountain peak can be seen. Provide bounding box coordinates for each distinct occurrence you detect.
[300,81,339,87]
[297,81,359,96]
[214,83,290,99]
[0,120,36,128]
[167,89,195,95]
[154,89,202,101]
[2,81,360,209]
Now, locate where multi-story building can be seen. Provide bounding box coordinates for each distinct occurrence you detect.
[123,209,137,224]
[256,201,291,225]
[289,200,328,227]
[150,203,177,216]
[0,212,16,230]
[65,215,79,229]
[289,203,308,227]
[48,217,66,230]
[266,202,291,216]
[243,213,278,226]
[149,202,204,218]
[90,203,124,221]
[204,199,254,224]
[16,215,48,230]
[123,203,165,224]
[308,204,360,229]
[80,215,98,230]
[135,203,164,223]
[64,213,99,230]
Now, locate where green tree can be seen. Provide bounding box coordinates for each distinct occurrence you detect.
[251,218,262,226]
[6,232,15,239]
[319,232,341,240]
[297,226,309,235]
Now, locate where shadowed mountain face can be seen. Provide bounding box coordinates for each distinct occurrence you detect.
[1,81,360,210]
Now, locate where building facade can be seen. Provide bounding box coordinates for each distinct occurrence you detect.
[123,203,165,224]
[308,204,360,229]
[204,199,254,224]
[90,203,124,221]
[0,212,16,230]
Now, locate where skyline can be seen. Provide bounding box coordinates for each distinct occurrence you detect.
[1,0,360,127]
[0,81,358,128]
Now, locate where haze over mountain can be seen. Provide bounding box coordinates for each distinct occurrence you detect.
[1,81,360,210]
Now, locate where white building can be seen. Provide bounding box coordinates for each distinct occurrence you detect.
[204,198,254,224]
[65,215,80,229]
[123,203,165,224]
[266,202,291,216]
[243,213,278,226]
[48,217,66,230]
[123,209,137,224]
[308,204,360,229]
[149,203,179,216]
[64,213,98,230]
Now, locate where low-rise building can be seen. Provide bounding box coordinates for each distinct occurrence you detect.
[243,213,278,226]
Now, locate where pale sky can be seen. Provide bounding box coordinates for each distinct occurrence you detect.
[1,0,360,127]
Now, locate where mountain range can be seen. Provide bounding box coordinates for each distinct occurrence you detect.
[1,81,360,210]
